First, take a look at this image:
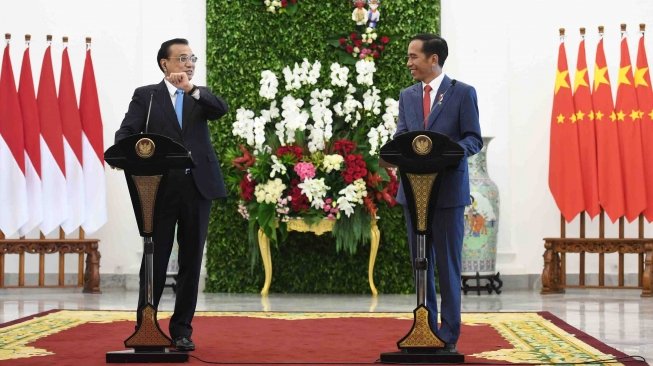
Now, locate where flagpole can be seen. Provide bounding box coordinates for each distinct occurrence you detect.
[86,36,91,51]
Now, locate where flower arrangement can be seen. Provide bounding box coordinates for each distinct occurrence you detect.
[335,28,391,62]
[262,0,298,14]
[228,58,399,254]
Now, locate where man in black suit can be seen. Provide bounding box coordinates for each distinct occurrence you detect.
[115,38,228,351]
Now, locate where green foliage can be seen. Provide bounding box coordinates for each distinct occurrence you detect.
[205,0,440,294]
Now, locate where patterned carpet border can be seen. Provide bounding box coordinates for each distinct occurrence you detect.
[0,310,640,365]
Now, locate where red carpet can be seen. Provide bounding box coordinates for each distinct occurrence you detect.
[0,311,645,365]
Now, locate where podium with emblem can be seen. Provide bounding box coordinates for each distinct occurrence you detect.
[104,134,193,363]
[378,131,465,364]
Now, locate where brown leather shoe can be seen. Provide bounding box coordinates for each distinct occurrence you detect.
[173,336,195,351]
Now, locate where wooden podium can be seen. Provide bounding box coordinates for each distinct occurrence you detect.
[378,131,465,364]
[104,133,193,363]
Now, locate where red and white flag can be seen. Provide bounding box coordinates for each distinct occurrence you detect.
[59,45,85,234]
[615,34,646,222]
[37,44,67,235]
[635,31,653,222]
[0,42,29,237]
[592,36,625,222]
[18,43,43,236]
[80,45,106,233]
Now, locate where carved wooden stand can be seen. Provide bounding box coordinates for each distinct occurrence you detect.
[0,234,101,293]
[541,213,653,298]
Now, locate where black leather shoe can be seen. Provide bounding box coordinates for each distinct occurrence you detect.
[444,343,458,353]
[173,336,195,351]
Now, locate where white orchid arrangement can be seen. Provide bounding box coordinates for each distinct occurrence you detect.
[229,58,399,253]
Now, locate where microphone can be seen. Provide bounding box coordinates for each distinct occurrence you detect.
[144,91,154,134]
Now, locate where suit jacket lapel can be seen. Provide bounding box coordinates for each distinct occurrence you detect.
[426,75,452,129]
[407,84,423,130]
[156,81,182,132]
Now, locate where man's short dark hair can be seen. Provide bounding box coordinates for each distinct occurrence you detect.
[411,33,448,67]
[157,38,189,72]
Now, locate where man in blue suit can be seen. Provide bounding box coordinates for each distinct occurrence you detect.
[395,33,482,352]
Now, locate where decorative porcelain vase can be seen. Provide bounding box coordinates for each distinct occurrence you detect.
[462,136,499,276]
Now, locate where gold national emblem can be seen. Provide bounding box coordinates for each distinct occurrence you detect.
[135,138,155,158]
[412,135,432,155]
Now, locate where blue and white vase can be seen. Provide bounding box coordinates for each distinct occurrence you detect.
[462,136,499,275]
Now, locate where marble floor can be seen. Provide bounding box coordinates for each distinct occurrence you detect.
[0,288,651,364]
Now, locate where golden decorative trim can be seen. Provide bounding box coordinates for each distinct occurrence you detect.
[135,137,155,158]
[132,175,162,234]
[398,306,445,348]
[412,135,433,155]
[406,173,437,231]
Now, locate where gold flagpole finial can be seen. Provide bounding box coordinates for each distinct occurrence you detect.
[62,36,68,46]
[580,27,586,38]
[5,33,10,44]
[640,24,646,34]
[620,23,627,39]
[85,37,92,50]
[25,34,31,46]
[46,34,53,44]
[559,28,565,42]
[598,25,604,36]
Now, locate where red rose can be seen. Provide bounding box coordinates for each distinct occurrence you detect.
[345,45,354,54]
[339,37,347,46]
[380,36,390,44]
[377,45,385,52]
[342,154,367,183]
[276,145,303,161]
[281,0,287,7]
[239,176,256,201]
[289,179,310,212]
[350,32,358,40]
[354,39,363,48]
[372,51,380,59]
[332,139,357,156]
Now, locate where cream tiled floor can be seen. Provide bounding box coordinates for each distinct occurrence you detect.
[1,288,651,364]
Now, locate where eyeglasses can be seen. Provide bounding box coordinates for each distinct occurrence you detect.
[168,55,198,63]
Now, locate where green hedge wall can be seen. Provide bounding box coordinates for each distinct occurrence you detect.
[205,0,440,293]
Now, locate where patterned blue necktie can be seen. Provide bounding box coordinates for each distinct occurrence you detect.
[174,89,184,127]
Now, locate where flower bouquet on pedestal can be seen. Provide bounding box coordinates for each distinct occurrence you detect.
[228,58,399,256]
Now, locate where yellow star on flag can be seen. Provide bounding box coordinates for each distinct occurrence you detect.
[649,109,653,120]
[630,110,640,121]
[555,69,570,94]
[617,110,626,121]
[574,68,589,91]
[589,111,595,120]
[576,110,585,121]
[595,111,604,121]
[634,67,649,88]
[594,65,610,91]
[570,114,577,123]
[556,113,565,124]
[610,111,617,121]
[618,65,632,86]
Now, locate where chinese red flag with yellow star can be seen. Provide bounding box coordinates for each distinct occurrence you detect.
[635,32,653,222]
[592,37,625,222]
[573,38,600,219]
[615,35,646,222]
[549,41,584,222]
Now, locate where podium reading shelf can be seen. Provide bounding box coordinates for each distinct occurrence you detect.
[258,218,380,295]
